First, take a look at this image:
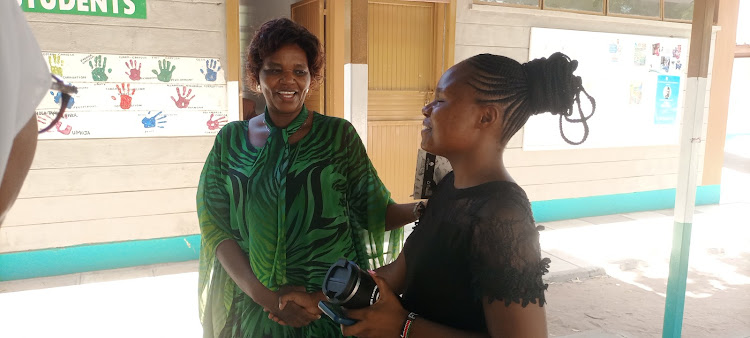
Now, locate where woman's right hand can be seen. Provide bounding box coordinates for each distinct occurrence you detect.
[264,286,321,327]
[213,242,319,327]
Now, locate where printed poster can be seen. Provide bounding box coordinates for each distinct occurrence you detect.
[633,43,647,66]
[609,39,622,63]
[629,81,643,104]
[655,75,680,124]
[38,52,234,139]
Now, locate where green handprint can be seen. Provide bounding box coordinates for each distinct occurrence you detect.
[89,55,112,82]
[152,59,176,82]
[49,54,64,76]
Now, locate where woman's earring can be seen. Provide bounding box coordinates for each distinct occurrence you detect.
[257,85,261,91]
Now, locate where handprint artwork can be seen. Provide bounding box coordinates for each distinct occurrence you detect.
[153,59,176,82]
[50,91,75,109]
[125,60,142,81]
[89,55,111,82]
[32,53,231,139]
[111,83,136,110]
[36,115,54,133]
[171,86,195,109]
[200,59,221,82]
[142,111,167,129]
[206,113,228,130]
[49,54,64,76]
[37,114,72,135]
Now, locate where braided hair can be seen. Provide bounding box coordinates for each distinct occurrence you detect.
[464,52,595,145]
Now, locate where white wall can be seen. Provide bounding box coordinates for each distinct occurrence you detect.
[727,58,750,137]
[455,0,715,202]
[0,0,226,254]
[736,0,750,45]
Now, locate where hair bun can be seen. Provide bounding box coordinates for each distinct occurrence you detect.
[522,52,596,145]
[522,52,582,115]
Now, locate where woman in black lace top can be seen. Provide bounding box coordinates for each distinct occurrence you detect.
[338,52,595,337]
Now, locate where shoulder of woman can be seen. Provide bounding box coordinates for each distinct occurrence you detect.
[476,183,532,220]
[312,113,350,128]
[208,120,248,144]
[219,120,247,134]
[311,114,361,138]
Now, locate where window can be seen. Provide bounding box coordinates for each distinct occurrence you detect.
[484,0,540,8]
[476,0,696,22]
[545,0,604,14]
[608,0,660,18]
[664,0,694,21]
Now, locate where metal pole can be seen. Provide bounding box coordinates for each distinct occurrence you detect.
[662,0,716,336]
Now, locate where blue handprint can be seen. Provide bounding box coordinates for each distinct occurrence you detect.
[50,91,75,109]
[141,111,167,129]
[200,59,221,82]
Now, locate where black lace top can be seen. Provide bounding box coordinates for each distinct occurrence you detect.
[401,172,550,332]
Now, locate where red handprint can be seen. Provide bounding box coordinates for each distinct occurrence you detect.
[125,60,141,81]
[37,115,54,133]
[171,86,195,109]
[111,83,136,110]
[56,120,72,135]
[207,113,228,130]
[37,114,72,135]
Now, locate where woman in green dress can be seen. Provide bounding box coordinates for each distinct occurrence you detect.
[197,18,422,338]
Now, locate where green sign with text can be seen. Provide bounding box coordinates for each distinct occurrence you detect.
[20,0,147,19]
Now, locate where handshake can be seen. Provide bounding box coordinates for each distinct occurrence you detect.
[267,259,379,327]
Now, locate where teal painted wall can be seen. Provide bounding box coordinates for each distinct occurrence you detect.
[0,185,720,282]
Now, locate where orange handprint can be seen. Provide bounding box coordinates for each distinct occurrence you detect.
[111,83,136,110]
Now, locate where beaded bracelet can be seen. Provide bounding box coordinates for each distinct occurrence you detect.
[400,312,418,338]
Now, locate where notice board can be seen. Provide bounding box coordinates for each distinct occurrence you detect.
[523,28,689,150]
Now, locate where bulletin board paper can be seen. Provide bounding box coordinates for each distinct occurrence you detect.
[38,52,233,139]
[523,28,689,150]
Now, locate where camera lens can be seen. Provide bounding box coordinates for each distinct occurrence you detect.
[322,258,379,309]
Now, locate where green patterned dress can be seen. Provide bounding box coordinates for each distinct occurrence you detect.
[197,106,403,338]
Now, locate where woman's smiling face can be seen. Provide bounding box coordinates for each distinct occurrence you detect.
[259,44,312,115]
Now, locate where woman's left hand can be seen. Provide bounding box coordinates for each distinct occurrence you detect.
[342,270,408,338]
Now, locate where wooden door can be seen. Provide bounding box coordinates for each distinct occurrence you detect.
[291,0,325,114]
[367,0,450,203]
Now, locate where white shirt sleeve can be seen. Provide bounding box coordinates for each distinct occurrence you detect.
[0,0,49,181]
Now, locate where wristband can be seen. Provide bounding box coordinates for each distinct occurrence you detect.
[400,312,418,338]
[412,201,426,220]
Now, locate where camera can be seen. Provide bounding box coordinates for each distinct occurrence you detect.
[322,258,379,309]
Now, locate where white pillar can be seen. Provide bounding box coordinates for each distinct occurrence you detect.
[344,63,369,148]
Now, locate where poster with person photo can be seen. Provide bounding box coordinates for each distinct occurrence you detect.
[661,56,671,72]
[655,75,680,124]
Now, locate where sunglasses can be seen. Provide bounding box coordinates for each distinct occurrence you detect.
[39,74,78,134]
